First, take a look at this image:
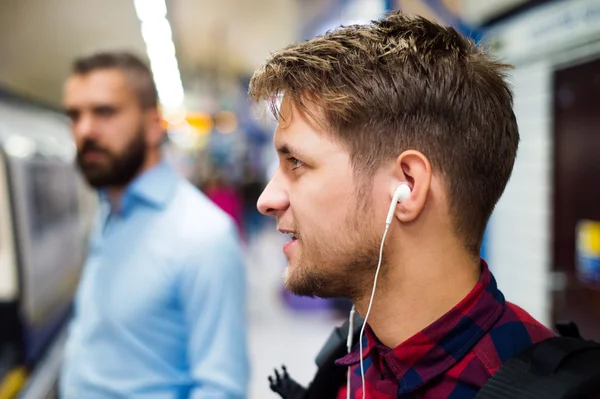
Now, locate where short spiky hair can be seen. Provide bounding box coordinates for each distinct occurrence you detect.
[249,11,519,255]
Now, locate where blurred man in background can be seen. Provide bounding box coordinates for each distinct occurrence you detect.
[60,52,248,399]
[252,12,554,398]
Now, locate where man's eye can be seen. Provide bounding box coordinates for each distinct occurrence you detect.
[287,157,304,171]
[66,110,79,123]
[94,106,116,117]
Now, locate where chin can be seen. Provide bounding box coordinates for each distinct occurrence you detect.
[283,265,328,299]
[282,265,300,291]
[283,266,306,296]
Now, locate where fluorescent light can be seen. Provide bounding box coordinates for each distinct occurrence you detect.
[133,0,167,22]
[133,0,186,112]
[141,19,173,45]
[145,39,176,59]
[156,86,184,109]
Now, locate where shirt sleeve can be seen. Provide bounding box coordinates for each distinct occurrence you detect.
[179,219,249,399]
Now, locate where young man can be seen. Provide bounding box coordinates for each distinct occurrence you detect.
[250,12,554,399]
[60,52,248,399]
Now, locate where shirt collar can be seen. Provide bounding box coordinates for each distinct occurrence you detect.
[336,261,505,394]
[99,161,178,215]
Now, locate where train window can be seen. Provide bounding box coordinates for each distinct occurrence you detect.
[26,161,78,238]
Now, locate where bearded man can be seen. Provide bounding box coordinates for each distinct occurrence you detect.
[60,51,248,399]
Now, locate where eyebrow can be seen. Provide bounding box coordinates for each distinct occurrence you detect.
[276,144,305,158]
[276,144,292,155]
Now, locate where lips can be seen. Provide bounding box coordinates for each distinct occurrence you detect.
[278,228,299,241]
[279,228,300,256]
[285,232,299,240]
[81,149,106,163]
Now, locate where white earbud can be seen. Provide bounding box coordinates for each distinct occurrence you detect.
[385,184,411,225]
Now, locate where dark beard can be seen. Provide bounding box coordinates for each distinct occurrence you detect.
[285,240,381,300]
[284,199,384,301]
[76,128,146,189]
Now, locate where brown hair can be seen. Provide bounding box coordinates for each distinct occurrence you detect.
[249,11,519,255]
[72,51,158,110]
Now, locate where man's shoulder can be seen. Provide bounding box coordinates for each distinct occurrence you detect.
[168,178,236,233]
[170,176,212,207]
[436,303,555,398]
[493,302,555,347]
[501,302,555,334]
[471,301,554,374]
[155,180,242,272]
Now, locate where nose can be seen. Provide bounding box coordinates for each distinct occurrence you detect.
[73,113,96,142]
[257,170,289,217]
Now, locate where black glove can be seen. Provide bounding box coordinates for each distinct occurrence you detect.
[268,365,308,399]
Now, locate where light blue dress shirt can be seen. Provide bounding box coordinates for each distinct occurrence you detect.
[60,161,249,399]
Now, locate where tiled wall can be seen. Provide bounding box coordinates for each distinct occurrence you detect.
[488,61,553,326]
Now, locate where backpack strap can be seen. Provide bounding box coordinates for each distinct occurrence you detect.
[305,313,364,399]
[268,313,364,399]
[555,321,582,339]
[315,313,363,369]
[475,337,600,399]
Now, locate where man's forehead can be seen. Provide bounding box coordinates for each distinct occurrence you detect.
[272,122,350,165]
[272,94,353,157]
[67,69,127,88]
[278,95,325,127]
[65,70,132,105]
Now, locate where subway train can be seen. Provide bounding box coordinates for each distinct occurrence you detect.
[0,93,95,396]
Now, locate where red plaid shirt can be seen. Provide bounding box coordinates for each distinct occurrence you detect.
[336,261,554,399]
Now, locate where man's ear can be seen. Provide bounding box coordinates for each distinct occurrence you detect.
[390,150,432,223]
[144,107,165,147]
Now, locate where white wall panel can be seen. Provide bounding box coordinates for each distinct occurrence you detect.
[489,61,553,326]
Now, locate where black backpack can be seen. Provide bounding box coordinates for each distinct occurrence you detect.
[475,322,600,399]
[269,320,600,399]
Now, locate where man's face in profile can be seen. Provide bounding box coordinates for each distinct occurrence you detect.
[257,97,384,299]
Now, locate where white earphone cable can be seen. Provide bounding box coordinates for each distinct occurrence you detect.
[346,305,356,399]
[348,184,408,399]
[358,223,390,399]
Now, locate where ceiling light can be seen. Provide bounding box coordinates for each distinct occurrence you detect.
[133,0,186,113]
[133,0,167,22]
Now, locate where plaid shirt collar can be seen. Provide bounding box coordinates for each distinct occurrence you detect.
[335,261,505,395]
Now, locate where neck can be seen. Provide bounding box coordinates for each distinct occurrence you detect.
[106,150,162,210]
[353,233,480,349]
